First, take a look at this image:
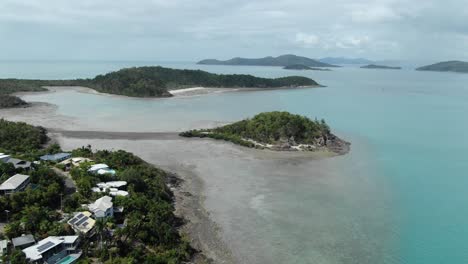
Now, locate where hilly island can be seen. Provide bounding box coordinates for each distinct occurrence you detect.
[198,54,339,67]
[180,111,350,155]
[416,61,468,73]
[0,66,320,105]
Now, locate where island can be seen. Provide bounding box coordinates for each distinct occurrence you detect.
[0,66,320,99]
[0,119,195,263]
[283,64,332,71]
[416,61,468,73]
[197,54,339,68]
[180,111,350,155]
[360,64,401,70]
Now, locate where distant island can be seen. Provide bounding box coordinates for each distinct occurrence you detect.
[283,64,332,71]
[319,57,374,65]
[0,66,320,100]
[360,64,401,70]
[180,111,350,155]
[416,61,468,73]
[197,54,339,67]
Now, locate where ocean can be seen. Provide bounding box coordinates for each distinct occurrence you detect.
[4,60,468,263]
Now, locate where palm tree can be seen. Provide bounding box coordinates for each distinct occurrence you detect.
[95,218,108,251]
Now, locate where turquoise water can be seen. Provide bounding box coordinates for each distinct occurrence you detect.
[8,61,468,263]
[57,255,77,264]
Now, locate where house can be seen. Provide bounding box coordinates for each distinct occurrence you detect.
[40,153,72,162]
[0,153,10,162]
[88,196,113,218]
[67,212,96,235]
[0,239,8,257]
[88,164,109,173]
[22,236,81,264]
[92,181,128,197]
[7,158,32,170]
[60,157,93,170]
[12,234,35,249]
[0,174,30,195]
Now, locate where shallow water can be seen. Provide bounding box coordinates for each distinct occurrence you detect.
[4,61,468,263]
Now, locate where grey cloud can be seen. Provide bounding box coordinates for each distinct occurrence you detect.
[0,0,466,61]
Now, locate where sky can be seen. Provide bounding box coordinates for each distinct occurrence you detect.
[0,0,466,62]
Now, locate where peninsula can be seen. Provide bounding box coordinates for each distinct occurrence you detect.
[283,64,332,71]
[0,66,320,99]
[180,111,350,155]
[360,64,401,70]
[416,61,468,73]
[197,54,339,67]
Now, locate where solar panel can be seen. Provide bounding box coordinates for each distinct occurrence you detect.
[83,222,89,227]
[75,216,88,226]
[69,218,78,225]
[37,241,55,252]
[75,213,84,219]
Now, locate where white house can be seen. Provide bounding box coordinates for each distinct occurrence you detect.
[0,153,10,162]
[0,174,30,195]
[88,196,113,218]
[23,236,81,264]
[88,164,109,173]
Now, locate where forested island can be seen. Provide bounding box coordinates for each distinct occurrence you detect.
[360,64,401,70]
[283,64,332,71]
[0,66,320,99]
[197,54,338,67]
[0,119,195,263]
[416,61,468,73]
[180,112,350,154]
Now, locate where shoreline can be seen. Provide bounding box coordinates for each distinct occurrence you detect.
[14,84,322,99]
[48,131,237,264]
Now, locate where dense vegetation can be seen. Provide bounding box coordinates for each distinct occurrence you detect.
[181,111,331,146]
[416,61,468,73]
[198,54,338,67]
[0,120,194,263]
[66,146,193,263]
[360,64,401,70]
[0,95,28,108]
[0,66,319,98]
[0,119,49,153]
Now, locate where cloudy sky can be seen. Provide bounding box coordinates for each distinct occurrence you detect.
[0,0,466,62]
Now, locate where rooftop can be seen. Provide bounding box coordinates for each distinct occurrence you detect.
[67,211,96,234]
[88,164,109,172]
[8,158,32,169]
[23,236,64,261]
[88,196,113,215]
[12,234,35,248]
[0,174,29,191]
[40,153,71,161]
[0,240,8,252]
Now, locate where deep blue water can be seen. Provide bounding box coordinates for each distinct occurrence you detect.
[7,61,468,263]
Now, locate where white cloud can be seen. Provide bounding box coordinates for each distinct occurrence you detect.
[295,33,320,47]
